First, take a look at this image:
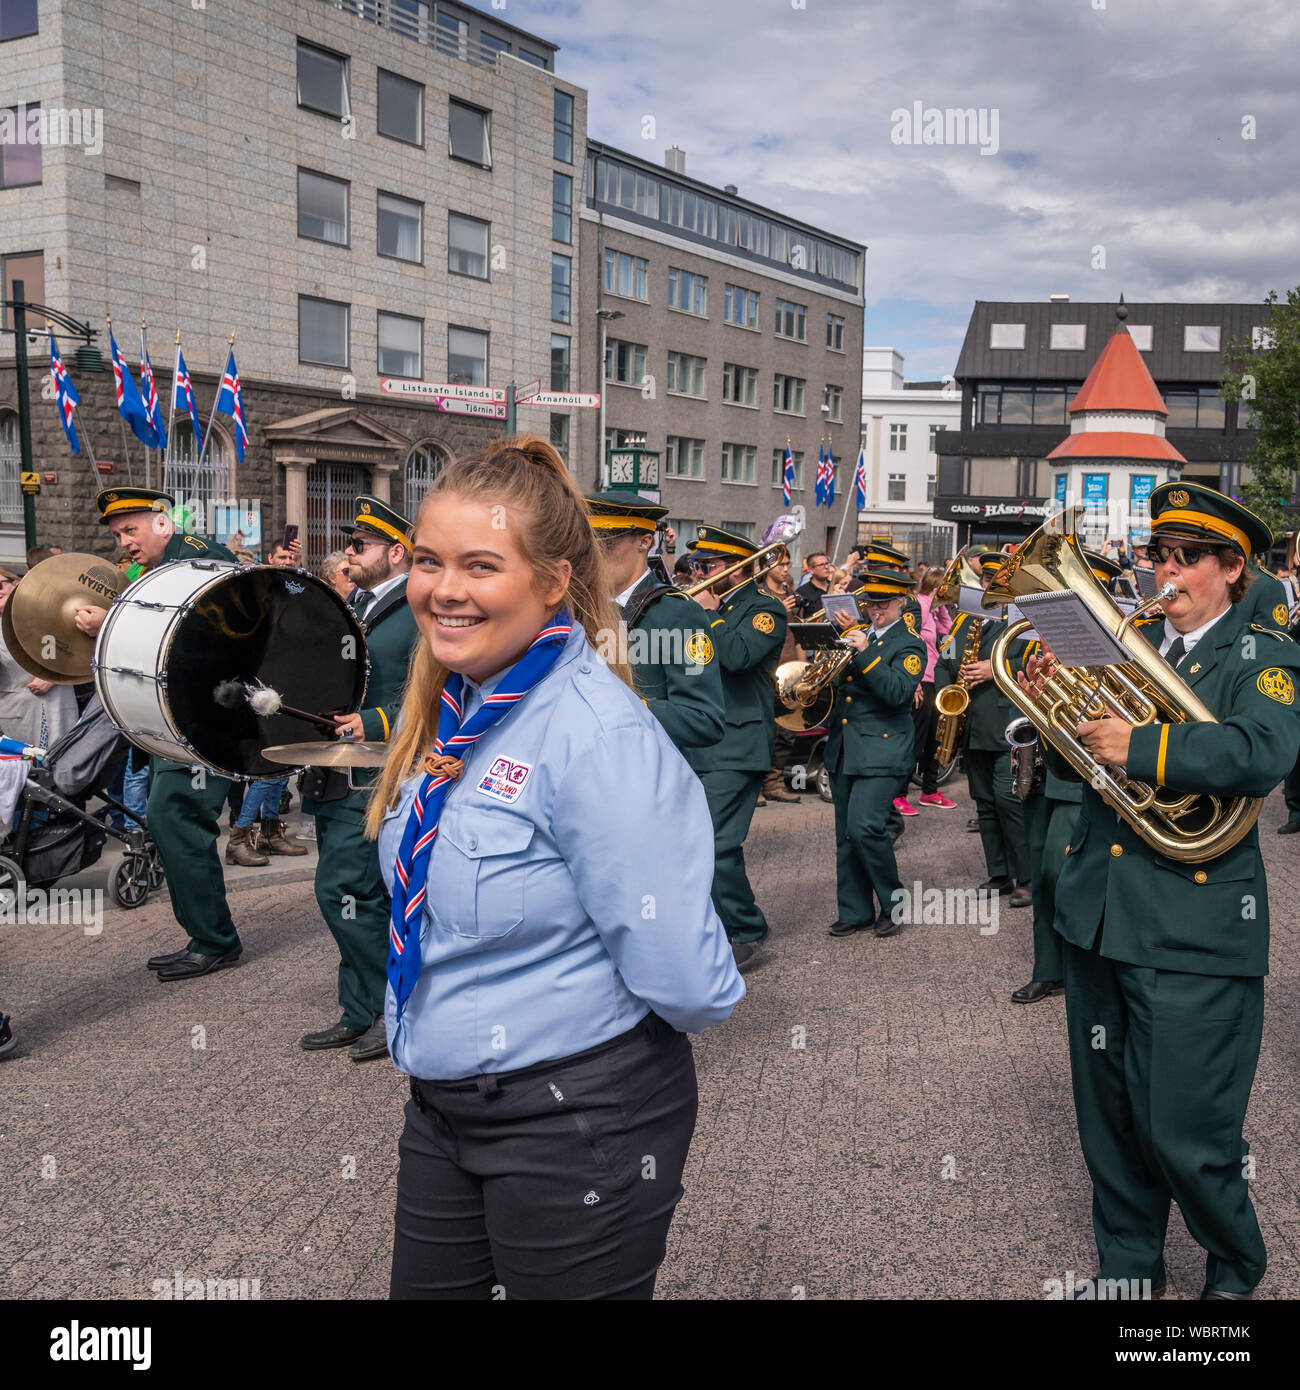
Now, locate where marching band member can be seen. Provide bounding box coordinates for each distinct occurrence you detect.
[686,526,789,969]
[74,488,240,981]
[583,491,725,756]
[824,568,926,938]
[1025,483,1300,1300]
[369,435,742,1300]
[299,496,419,1063]
[935,551,1032,908]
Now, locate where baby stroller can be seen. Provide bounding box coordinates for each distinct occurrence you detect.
[0,695,164,910]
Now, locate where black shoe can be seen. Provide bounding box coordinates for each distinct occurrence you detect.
[1201,1285,1253,1300]
[0,1012,16,1059]
[146,947,191,972]
[348,1018,390,1063]
[873,911,902,939]
[1011,979,1064,1004]
[154,947,242,982]
[1008,883,1032,909]
[1278,821,1300,835]
[300,1021,366,1051]
[979,876,1014,895]
[966,817,979,832]
[891,822,906,845]
[827,919,870,937]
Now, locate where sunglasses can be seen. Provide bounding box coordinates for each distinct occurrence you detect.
[345,535,387,553]
[1150,542,1219,567]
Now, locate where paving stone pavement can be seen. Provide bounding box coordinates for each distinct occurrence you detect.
[3,782,1299,1301]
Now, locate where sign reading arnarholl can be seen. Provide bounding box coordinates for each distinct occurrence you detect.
[379,378,507,403]
[521,391,601,409]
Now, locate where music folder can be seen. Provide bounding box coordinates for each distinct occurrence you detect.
[1011,589,1128,667]
[790,621,840,650]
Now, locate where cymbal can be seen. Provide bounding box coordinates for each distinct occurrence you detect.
[1,593,67,683]
[261,740,390,769]
[9,552,125,682]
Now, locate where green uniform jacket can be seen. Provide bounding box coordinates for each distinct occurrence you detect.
[1051,605,1300,976]
[622,572,725,754]
[357,579,419,743]
[687,578,787,774]
[824,620,925,778]
[935,612,1024,753]
[161,531,236,564]
[1239,564,1290,633]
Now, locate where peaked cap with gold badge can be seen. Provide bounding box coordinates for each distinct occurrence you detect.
[96,487,176,524]
[342,494,414,550]
[1147,481,1272,560]
[584,489,668,540]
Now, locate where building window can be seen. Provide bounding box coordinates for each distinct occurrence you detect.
[554,89,574,163]
[480,32,510,65]
[297,41,348,119]
[377,69,423,145]
[975,384,1069,428]
[549,414,570,464]
[889,423,907,451]
[665,436,705,479]
[667,352,707,397]
[405,442,446,519]
[605,339,648,386]
[0,102,40,186]
[448,326,488,386]
[825,384,843,423]
[0,411,22,522]
[988,322,1025,350]
[297,169,348,245]
[434,11,468,60]
[520,50,547,68]
[550,334,570,391]
[724,284,759,329]
[1184,324,1221,353]
[1250,325,1273,350]
[827,313,845,351]
[771,449,804,490]
[551,253,571,323]
[668,517,705,550]
[163,420,231,534]
[775,299,807,341]
[377,311,423,379]
[0,0,38,39]
[1049,323,1087,351]
[298,295,349,368]
[448,212,489,278]
[720,520,756,542]
[887,473,906,502]
[377,191,422,262]
[449,99,491,166]
[603,249,648,301]
[1128,324,1153,351]
[928,423,941,451]
[721,363,758,407]
[773,374,806,415]
[926,473,936,502]
[668,268,707,316]
[552,171,572,243]
[721,443,757,485]
[1163,388,1227,430]
[1,250,43,330]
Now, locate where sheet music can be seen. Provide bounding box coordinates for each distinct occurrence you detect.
[1012,589,1128,666]
[820,594,862,626]
[957,584,988,617]
[1005,603,1039,642]
[1133,565,1158,600]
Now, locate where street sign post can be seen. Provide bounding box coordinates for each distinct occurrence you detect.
[379,378,507,404]
[515,378,542,403]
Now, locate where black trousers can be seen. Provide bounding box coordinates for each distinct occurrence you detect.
[391,1012,699,1300]
[912,682,939,795]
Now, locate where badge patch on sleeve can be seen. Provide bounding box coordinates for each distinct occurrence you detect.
[1274,604,1289,627]
[477,756,533,803]
[1257,668,1295,705]
[904,653,923,676]
[752,613,775,634]
[686,633,714,665]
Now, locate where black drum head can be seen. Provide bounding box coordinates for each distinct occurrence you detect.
[168,567,368,778]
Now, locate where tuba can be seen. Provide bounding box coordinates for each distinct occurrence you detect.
[984,506,1262,863]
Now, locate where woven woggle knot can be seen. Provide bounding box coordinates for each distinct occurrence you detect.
[423,754,465,780]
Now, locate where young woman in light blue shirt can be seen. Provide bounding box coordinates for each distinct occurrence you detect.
[367,434,744,1300]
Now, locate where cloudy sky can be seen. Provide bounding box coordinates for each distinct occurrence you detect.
[511,0,1297,380]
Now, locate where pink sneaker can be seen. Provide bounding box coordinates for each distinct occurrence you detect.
[918,792,957,809]
[893,796,919,816]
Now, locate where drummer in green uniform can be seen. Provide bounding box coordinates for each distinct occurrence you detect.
[75,487,241,982]
[301,495,419,1063]
[687,525,788,970]
[1025,482,1300,1299]
[824,568,926,938]
[584,491,725,755]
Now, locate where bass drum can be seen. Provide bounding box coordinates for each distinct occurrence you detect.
[94,560,368,779]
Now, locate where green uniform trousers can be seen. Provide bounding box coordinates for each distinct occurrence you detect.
[828,770,903,925]
[698,769,768,943]
[1061,936,1266,1294]
[313,797,391,1029]
[1023,793,1070,981]
[964,749,1029,884]
[147,764,237,956]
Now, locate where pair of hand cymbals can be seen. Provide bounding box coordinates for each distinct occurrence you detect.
[4,553,125,683]
[261,741,389,769]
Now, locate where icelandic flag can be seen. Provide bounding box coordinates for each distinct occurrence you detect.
[139,330,167,450]
[815,443,826,506]
[173,345,204,449]
[50,334,81,455]
[109,328,158,449]
[215,347,249,462]
[825,443,835,506]
[782,442,795,507]
[854,447,868,510]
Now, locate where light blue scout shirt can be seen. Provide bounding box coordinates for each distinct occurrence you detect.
[379,623,745,1080]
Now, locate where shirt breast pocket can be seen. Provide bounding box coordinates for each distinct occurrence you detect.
[435,808,535,940]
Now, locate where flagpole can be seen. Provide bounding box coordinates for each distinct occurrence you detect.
[829,449,861,566]
[194,330,234,472]
[166,330,179,462]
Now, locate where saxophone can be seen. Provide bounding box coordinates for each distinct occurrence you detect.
[934,614,982,767]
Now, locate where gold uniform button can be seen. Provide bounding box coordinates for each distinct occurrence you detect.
[845,695,852,703]
[882,732,888,738]
[841,718,848,725]
[1194,870,1208,884]
[1110,844,1123,858]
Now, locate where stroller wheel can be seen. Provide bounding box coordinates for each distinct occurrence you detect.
[0,853,22,914]
[145,842,165,891]
[110,854,152,910]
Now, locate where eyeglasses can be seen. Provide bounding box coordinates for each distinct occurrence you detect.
[1150,542,1218,567]
[863,598,898,609]
[345,535,386,553]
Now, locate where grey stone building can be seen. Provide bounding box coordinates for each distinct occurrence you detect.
[577,141,865,560]
[1,0,584,562]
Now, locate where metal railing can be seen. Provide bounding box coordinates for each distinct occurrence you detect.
[326,1,547,75]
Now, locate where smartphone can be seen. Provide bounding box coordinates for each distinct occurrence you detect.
[281,523,299,551]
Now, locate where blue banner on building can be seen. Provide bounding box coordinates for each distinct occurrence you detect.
[1055,473,1068,510]
[1130,475,1155,543]
[1083,473,1108,536]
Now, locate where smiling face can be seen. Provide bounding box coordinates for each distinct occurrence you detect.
[108,511,172,568]
[1154,541,1242,634]
[408,494,571,683]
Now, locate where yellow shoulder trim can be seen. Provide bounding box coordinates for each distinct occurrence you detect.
[377,707,390,741]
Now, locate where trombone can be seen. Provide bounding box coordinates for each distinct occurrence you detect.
[684,515,803,603]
